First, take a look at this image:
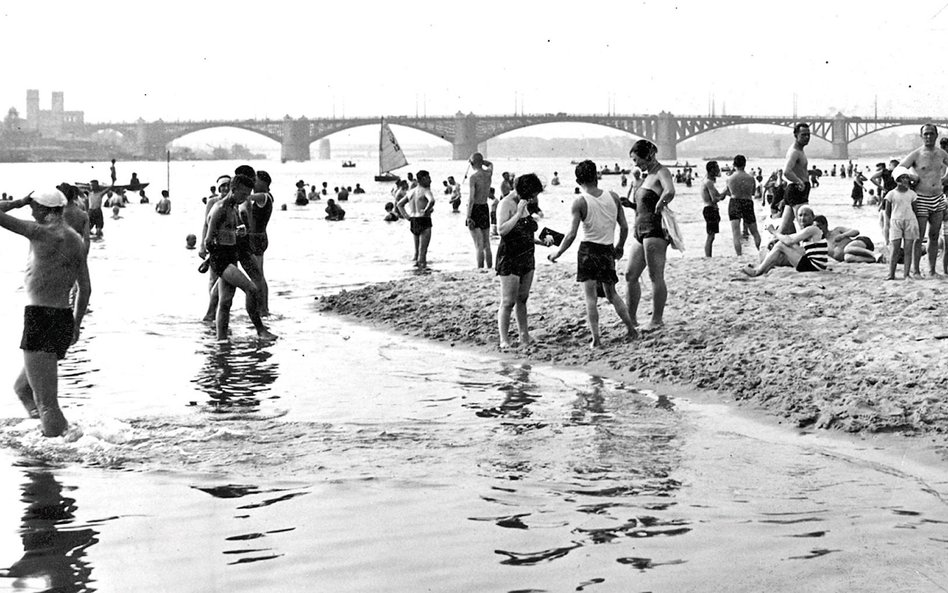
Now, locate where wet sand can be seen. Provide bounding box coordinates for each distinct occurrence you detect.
[319,256,948,441]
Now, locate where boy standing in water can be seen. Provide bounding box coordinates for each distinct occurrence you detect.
[0,191,90,437]
[397,169,435,268]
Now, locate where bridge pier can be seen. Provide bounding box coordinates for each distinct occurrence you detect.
[831,114,849,160]
[318,139,331,160]
[453,113,482,159]
[655,113,678,162]
[135,119,168,160]
[281,117,311,162]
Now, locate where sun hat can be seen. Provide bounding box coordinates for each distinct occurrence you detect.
[891,166,918,184]
[32,190,67,207]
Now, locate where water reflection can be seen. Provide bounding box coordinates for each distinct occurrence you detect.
[191,341,279,410]
[3,469,98,592]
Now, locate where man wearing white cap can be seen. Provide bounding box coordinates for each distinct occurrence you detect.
[0,190,90,437]
[898,123,948,277]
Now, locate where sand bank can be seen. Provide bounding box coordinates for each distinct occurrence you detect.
[319,256,948,437]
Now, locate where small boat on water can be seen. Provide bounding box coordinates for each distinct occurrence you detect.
[75,181,150,192]
[375,118,408,182]
[599,169,630,175]
[342,160,356,168]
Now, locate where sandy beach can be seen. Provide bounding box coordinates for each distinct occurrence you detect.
[320,255,948,439]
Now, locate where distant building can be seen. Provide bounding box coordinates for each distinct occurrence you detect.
[25,90,84,138]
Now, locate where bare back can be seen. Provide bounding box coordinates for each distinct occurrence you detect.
[469,169,492,205]
[25,221,86,308]
[727,170,756,200]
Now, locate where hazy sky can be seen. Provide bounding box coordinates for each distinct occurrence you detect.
[5,0,948,125]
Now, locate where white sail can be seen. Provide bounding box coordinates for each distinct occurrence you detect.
[379,119,409,175]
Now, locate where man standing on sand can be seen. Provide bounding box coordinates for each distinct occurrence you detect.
[204,174,276,341]
[466,152,493,269]
[726,154,761,255]
[780,123,811,234]
[899,123,948,277]
[548,160,637,348]
[0,191,90,437]
[700,160,726,257]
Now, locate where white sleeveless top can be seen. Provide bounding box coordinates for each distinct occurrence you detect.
[581,189,618,245]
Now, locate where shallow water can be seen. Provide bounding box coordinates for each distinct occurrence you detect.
[0,157,944,592]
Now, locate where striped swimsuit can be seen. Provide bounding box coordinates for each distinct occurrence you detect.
[915,193,947,217]
[797,239,829,272]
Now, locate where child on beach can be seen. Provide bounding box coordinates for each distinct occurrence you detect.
[883,167,919,280]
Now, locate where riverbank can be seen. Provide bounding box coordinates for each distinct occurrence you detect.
[319,256,948,438]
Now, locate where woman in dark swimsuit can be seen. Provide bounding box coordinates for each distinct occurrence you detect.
[625,139,675,332]
[495,173,553,348]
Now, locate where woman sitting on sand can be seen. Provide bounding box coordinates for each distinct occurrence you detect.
[495,173,554,348]
[741,206,828,277]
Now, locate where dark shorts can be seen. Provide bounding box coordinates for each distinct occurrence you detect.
[496,247,535,278]
[634,212,665,243]
[88,207,104,230]
[208,244,239,277]
[728,198,756,225]
[796,256,821,272]
[854,235,874,251]
[21,305,74,360]
[703,205,720,234]
[784,182,810,207]
[247,233,268,256]
[576,241,618,284]
[410,216,432,236]
[470,203,490,230]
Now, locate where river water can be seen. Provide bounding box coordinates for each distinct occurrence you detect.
[0,156,945,592]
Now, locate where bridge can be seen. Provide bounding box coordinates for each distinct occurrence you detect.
[83,112,944,162]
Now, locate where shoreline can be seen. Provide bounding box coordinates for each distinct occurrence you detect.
[318,256,948,442]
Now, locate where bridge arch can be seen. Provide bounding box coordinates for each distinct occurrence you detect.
[161,122,283,145]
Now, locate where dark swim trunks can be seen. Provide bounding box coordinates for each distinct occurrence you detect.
[410,216,432,236]
[576,241,618,284]
[854,235,874,252]
[88,207,104,230]
[784,182,810,207]
[703,205,720,234]
[208,244,239,277]
[728,198,756,225]
[21,305,74,360]
[470,203,490,230]
[247,232,268,256]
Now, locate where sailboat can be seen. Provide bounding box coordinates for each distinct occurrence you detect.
[375,118,408,182]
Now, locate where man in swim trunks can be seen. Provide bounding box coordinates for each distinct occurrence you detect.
[239,170,274,316]
[397,169,435,268]
[899,123,948,276]
[548,160,637,348]
[700,160,726,257]
[200,175,232,322]
[466,153,493,269]
[780,123,811,234]
[0,190,90,437]
[86,179,109,237]
[726,154,761,255]
[205,174,275,341]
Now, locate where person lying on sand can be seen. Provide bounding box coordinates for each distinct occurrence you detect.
[742,206,828,277]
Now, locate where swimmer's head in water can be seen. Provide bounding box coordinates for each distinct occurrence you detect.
[161,190,169,198]
[186,234,197,249]
[574,160,598,185]
[733,154,747,168]
[384,202,394,212]
[515,173,544,200]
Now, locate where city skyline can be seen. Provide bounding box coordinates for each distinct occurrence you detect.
[6,0,948,125]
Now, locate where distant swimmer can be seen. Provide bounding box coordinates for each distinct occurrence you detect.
[129,172,141,187]
[139,190,149,204]
[0,190,90,437]
[550,172,560,186]
[295,180,308,205]
[780,123,811,234]
[548,160,637,347]
[156,190,171,214]
[204,185,217,205]
[899,123,948,277]
[204,173,275,341]
[726,154,761,255]
[325,198,346,221]
[110,159,117,185]
[447,176,461,212]
[466,153,494,268]
[397,169,435,268]
[383,201,399,222]
[353,183,365,194]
